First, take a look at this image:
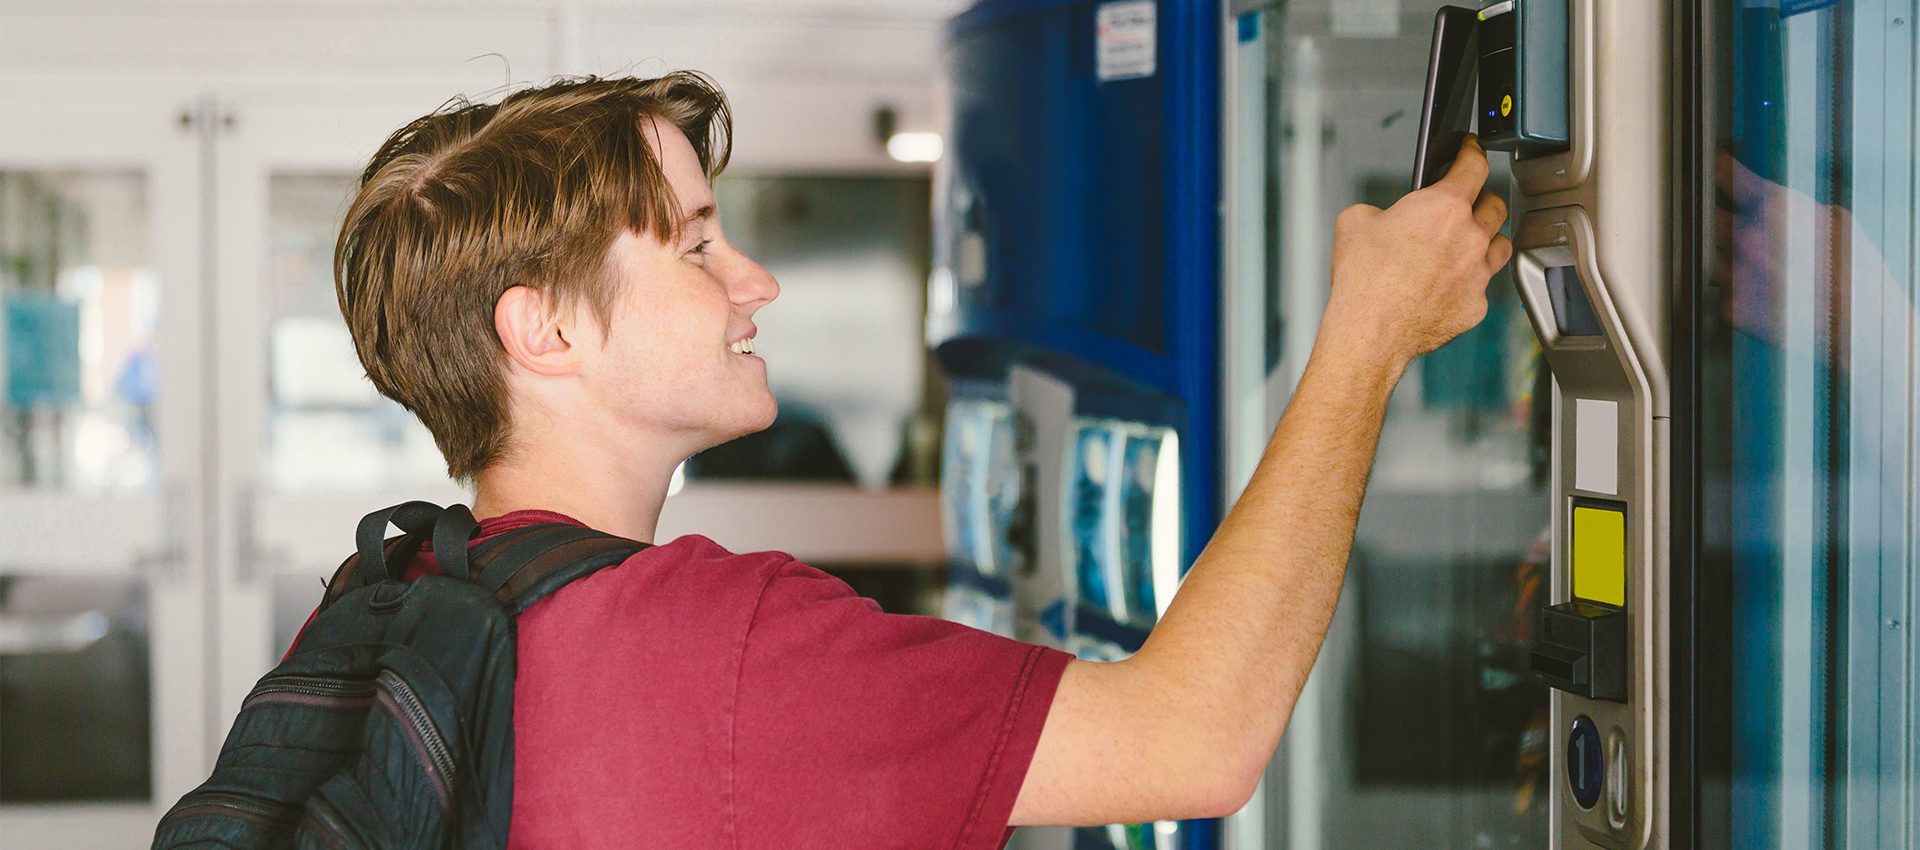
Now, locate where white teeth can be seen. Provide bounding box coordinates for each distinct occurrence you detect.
[730,338,755,355]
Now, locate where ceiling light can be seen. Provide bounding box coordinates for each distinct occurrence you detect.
[887,132,944,163]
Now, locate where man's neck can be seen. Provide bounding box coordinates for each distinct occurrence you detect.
[470,446,677,544]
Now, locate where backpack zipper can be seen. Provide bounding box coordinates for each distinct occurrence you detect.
[243,675,377,710]
[375,669,455,808]
[158,790,301,831]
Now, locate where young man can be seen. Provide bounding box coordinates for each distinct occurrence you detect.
[335,73,1508,846]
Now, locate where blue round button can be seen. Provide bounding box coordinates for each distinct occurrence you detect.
[1568,716,1605,809]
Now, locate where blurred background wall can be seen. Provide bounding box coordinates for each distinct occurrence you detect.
[0,2,963,843]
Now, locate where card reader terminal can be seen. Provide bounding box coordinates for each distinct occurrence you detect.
[1476,0,1570,154]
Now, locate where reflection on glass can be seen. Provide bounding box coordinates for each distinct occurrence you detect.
[0,575,151,801]
[1238,3,1551,847]
[266,174,453,492]
[0,171,159,494]
[1717,1,1920,843]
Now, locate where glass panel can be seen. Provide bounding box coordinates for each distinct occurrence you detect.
[265,173,454,492]
[698,175,936,489]
[1239,3,1551,847]
[0,575,150,801]
[1716,0,1919,845]
[938,397,1021,637]
[0,170,159,494]
[1064,417,1181,630]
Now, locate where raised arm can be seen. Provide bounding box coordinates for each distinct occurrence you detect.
[1011,136,1514,825]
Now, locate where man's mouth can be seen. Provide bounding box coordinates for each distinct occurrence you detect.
[729,337,756,355]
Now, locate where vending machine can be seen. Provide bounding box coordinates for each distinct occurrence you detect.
[931,0,1221,847]
[1229,0,1675,844]
[942,0,1920,847]
[1219,0,1920,847]
[1389,0,1676,846]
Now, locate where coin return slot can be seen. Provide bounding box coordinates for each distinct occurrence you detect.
[1607,733,1629,829]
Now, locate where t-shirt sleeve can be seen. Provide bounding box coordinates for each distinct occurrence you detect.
[730,560,1072,849]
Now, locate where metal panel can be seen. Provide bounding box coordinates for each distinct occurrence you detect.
[1506,2,1675,847]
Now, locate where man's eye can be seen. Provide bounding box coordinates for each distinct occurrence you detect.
[689,239,713,256]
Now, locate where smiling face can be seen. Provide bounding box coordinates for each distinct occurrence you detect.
[574,118,780,457]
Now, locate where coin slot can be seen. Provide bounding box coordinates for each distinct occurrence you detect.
[1546,265,1604,337]
[1606,732,1629,828]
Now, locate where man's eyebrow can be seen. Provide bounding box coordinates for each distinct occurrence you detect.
[674,205,716,238]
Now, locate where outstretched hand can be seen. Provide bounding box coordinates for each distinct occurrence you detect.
[1324,134,1513,368]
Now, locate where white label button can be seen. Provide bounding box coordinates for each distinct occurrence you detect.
[1575,399,1619,495]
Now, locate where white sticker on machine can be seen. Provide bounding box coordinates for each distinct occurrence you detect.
[1095,0,1156,82]
[1574,399,1620,496]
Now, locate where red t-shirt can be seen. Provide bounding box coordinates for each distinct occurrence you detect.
[357,509,1070,848]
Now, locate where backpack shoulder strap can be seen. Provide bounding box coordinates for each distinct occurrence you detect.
[319,506,647,616]
[467,522,650,614]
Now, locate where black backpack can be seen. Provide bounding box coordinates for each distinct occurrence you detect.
[153,501,648,849]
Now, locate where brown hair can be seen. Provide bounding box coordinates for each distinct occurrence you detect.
[335,73,731,483]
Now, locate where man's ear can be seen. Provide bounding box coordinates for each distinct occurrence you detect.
[495,286,581,376]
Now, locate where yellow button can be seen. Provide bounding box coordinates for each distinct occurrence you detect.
[1572,504,1626,607]
[1500,95,1514,117]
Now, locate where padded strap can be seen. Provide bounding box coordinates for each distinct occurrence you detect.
[465,523,649,614]
[473,526,606,595]
[502,536,647,614]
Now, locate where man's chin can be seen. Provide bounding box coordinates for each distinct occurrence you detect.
[740,416,777,440]
[749,397,778,433]
[719,400,779,444]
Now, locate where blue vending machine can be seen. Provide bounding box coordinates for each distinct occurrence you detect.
[931,1,1220,847]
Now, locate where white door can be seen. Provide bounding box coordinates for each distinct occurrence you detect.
[0,95,216,846]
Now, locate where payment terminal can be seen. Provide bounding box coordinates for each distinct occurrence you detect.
[1414,1,1672,847]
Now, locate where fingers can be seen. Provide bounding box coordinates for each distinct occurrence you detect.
[1433,134,1490,201]
[1335,202,1384,230]
[1484,233,1514,274]
[1471,188,1508,235]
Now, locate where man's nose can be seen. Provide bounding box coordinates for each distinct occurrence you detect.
[729,253,779,309]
